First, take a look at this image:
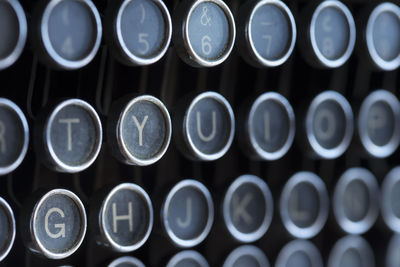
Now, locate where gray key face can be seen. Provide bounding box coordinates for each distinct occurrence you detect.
[387,236,400,267]
[312,100,346,149]
[372,11,400,61]
[390,181,400,218]
[188,2,229,60]
[174,259,202,267]
[366,101,394,147]
[0,204,11,253]
[0,1,19,60]
[121,100,166,160]
[250,4,290,61]
[288,183,320,228]
[339,248,362,267]
[314,6,350,60]
[120,0,165,58]
[343,180,369,222]
[35,194,83,254]
[104,189,150,247]
[232,255,260,267]
[47,0,97,61]
[286,251,312,267]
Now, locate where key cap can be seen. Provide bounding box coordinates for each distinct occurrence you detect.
[0,98,29,176]
[105,0,172,66]
[0,0,27,70]
[34,99,102,173]
[31,0,102,69]
[0,197,15,262]
[333,168,379,235]
[381,167,400,233]
[280,172,329,239]
[108,256,146,267]
[223,245,270,267]
[275,240,323,267]
[386,235,400,267]
[223,175,273,243]
[21,189,86,259]
[107,95,171,166]
[161,179,214,248]
[236,0,296,67]
[91,183,153,252]
[172,0,235,67]
[166,250,209,267]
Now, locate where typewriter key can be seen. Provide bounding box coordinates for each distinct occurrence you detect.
[35,99,102,173]
[108,256,145,267]
[166,250,209,267]
[275,240,323,267]
[108,95,171,166]
[280,172,329,239]
[32,0,102,69]
[22,189,86,259]
[0,98,29,176]
[333,168,379,235]
[172,0,235,67]
[223,245,270,267]
[0,0,27,70]
[327,235,375,267]
[162,180,214,248]
[0,197,15,262]
[365,2,400,71]
[94,183,153,252]
[237,0,296,67]
[386,235,400,267]
[106,0,172,66]
[381,167,400,233]
[358,90,400,158]
[223,175,273,243]
[305,91,354,159]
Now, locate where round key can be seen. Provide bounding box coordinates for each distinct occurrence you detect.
[365,2,400,71]
[381,166,400,233]
[175,91,235,161]
[223,245,270,267]
[166,250,209,267]
[21,189,86,259]
[236,0,296,67]
[162,179,214,248]
[32,0,102,69]
[358,90,400,158]
[93,183,153,252]
[0,98,29,176]
[275,240,323,267]
[328,235,375,267]
[305,0,356,68]
[107,95,171,166]
[0,197,15,262]
[387,235,400,267]
[172,0,235,67]
[240,92,295,161]
[105,0,172,66]
[35,99,102,173]
[333,168,379,235]
[280,172,329,239]
[305,91,354,159]
[108,256,145,267]
[223,175,273,243]
[0,0,27,70]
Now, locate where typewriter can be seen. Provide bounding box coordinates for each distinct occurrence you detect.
[0,0,400,266]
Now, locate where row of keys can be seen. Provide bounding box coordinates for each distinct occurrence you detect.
[0,168,399,260]
[1,0,400,70]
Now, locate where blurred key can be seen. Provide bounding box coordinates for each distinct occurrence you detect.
[166,250,209,267]
[386,235,400,267]
[0,197,15,262]
[381,166,400,233]
[108,256,146,267]
[223,245,270,267]
[275,240,323,267]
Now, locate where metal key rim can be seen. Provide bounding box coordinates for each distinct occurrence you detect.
[108,256,146,267]
[275,239,323,267]
[166,250,209,267]
[381,166,400,233]
[222,245,270,267]
[0,197,16,262]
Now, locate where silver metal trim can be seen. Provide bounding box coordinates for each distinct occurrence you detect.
[0,197,16,262]
[328,235,375,267]
[366,2,400,71]
[381,166,400,233]
[44,99,103,173]
[108,256,146,267]
[166,250,209,267]
[182,0,236,67]
[309,0,356,68]
[40,0,102,70]
[280,171,329,239]
[0,98,29,176]
[115,0,172,66]
[246,0,296,67]
[275,239,323,267]
[0,0,27,70]
[247,92,295,160]
[386,234,400,267]
[222,245,270,267]
[223,175,273,243]
[162,179,214,248]
[305,91,354,159]
[30,189,87,260]
[333,168,380,235]
[116,95,172,166]
[358,90,400,158]
[183,91,235,161]
[99,183,153,252]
